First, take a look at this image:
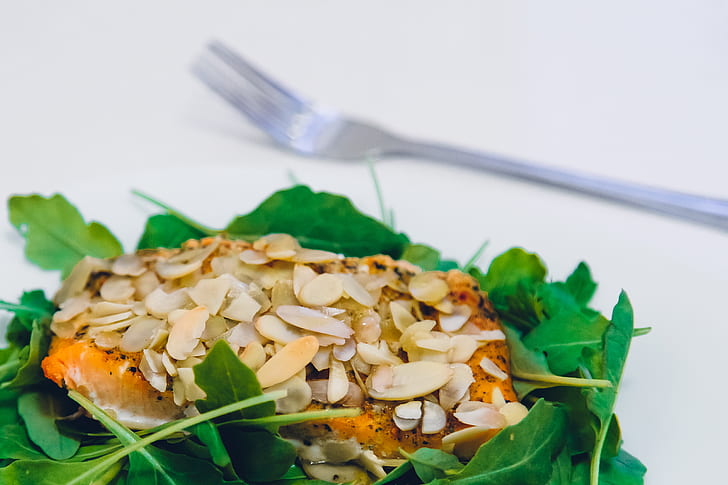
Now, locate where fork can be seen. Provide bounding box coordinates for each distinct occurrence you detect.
[192,40,728,231]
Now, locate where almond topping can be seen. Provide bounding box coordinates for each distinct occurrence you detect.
[266,376,312,413]
[394,400,423,420]
[439,363,475,411]
[327,358,349,403]
[298,274,344,307]
[408,272,449,304]
[389,301,416,332]
[239,341,267,371]
[222,291,262,322]
[453,401,506,428]
[53,293,91,323]
[479,356,509,381]
[448,335,479,363]
[356,342,402,366]
[187,276,231,315]
[336,274,375,307]
[256,335,319,388]
[276,305,354,339]
[145,288,191,318]
[119,316,165,353]
[499,401,529,426]
[367,361,453,400]
[156,242,218,280]
[422,400,447,434]
[255,314,303,344]
[112,254,146,276]
[293,264,318,297]
[239,249,270,265]
[166,306,209,360]
[439,304,472,332]
[100,276,135,302]
[291,248,339,263]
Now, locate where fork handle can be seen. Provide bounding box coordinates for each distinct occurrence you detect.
[390,140,728,230]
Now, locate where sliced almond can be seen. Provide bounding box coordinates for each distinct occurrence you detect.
[336,274,375,307]
[491,386,506,409]
[311,346,332,371]
[448,335,479,363]
[161,351,178,377]
[112,254,146,276]
[439,363,475,411]
[293,264,318,297]
[90,301,133,317]
[356,342,402,366]
[394,400,423,420]
[256,335,319,388]
[393,415,420,432]
[227,322,265,348]
[369,365,394,393]
[177,367,206,401]
[439,304,472,332]
[271,280,298,309]
[499,401,529,426]
[276,305,353,339]
[166,306,209,360]
[453,401,506,428]
[352,310,382,344]
[88,311,134,326]
[255,314,303,344]
[100,276,135,302]
[390,301,416,332]
[239,341,267,371]
[201,315,229,341]
[187,276,231,315]
[299,274,344,307]
[266,376,312,413]
[292,248,339,263]
[422,400,447,434]
[53,293,91,323]
[222,291,262,322]
[93,331,121,349]
[54,256,110,303]
[368,361,453,400]
[156,241,218,280]
[479,356,509,381]
[119,316,165,353]
[239,249,270,265]
[145,288,191,318]
[408,272,449,304]
[327,358,349,403]
[133,271,160,299]
[333,339,356,362]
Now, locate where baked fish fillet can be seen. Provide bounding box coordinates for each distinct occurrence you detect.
[42,236,524,480]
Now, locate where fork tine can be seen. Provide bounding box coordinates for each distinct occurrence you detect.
[192,57,292,142]
[206,40,309,108]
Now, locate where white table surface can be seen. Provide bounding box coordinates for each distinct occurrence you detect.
[1,2,727,483]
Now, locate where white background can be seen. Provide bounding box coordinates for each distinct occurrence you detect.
[1,2,727,483]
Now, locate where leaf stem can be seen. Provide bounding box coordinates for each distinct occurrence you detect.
[220,407,360,428]
[633,327,651,337]
[513,372,612,388]
[132,190,219,236]
[0,301,51,315]
[367,159,393,229]
[463,240,489,272]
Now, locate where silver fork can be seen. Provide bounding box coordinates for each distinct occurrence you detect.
[192,40,728,231]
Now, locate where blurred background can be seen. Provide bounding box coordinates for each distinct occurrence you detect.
[1,2,727,483]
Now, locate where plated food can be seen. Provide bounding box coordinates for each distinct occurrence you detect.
[0,188,647,485]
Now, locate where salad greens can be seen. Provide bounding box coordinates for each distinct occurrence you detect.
[0,187,647,484]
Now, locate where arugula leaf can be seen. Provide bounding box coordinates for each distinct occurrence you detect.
[583,292,634,484]
[2,320,52,389]
[194,340,274,420]
[190,421,232,468]
[0,457,124,485]
[563,262,598,307]
[477,247,547,296]
[440,400,567,485]
[224,186,410,258]
[0,424,46,460]
[400,244,441,271]
[221,428,296,482]
[8,194,123,277]
[400,448,464,482]
[598,448,646,485]
[17,390,80,460]
[137,214,208,250]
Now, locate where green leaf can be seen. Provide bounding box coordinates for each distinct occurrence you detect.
[137,214,208,250]
[373,461,416,485]
[478,247,547,295]
[583,291,635,484]
[0,388,19,426]
[0,457,124,485]
[2,319,52,389]
[194,340,274,419]
[401,244,441,271]
[445,400,567,485]
[563,263,597,307]
[0,423,46,460]
[8,194,123,277]
[224,186,410,258]
[190,421,232,468]
[599,448,646,485]
[401,448,464,482]
[221,428,296,482]
[17,390,80,460]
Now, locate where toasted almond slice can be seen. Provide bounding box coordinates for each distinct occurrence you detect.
[369,365,394,393]
[166,306,209,360]
[333,339,356,362]
[299,274,344,307]
[55,256,110,303]
[100,276,135,302]
[133,271,160,299]
[145,288,191,318]
[408,272,449,304]
[439,363,475,411]
[311,346,332,371]
[156,241,219,280]
[479,356,509,381]
[258,233,300,259]
[239,249,270,265]
[434,299,454,314]
[336,274,375,307]
[226,321,265,348]
[468,329,506,342]
[367,361,453,400]
[256,335,319,388]
[292,248,339,263]
[178,367,206,401]
[201,315,228,341]
[400,320,437,357]
[276,305,353,339]
[266,376,313,413]
[271,280,298,309]
[417,334,451,352]
[352,310,382,344]
[187,276,231,315]
[119,316,165,353]
[439,304,472,332]
[293,264,318,297]
[255,314,303,344]
[390,301,416,333]
[88,311,134,326]
[453,401,506,428]
[422,400,447,434]
[90,301,133,317]
[240,341,267,371]
[327,358,349,403]
[499,401,529,426]
[393,415,420,432]
[94,331,121,349]
[448,335,479,363]
[394,400,423,420]
[161,351,178,377]
[53,293,91,323]
[356,342,402,366]
[491,386,506,409]
[222,291,262,322]
[441,426,495,459]
[112,254,146,276]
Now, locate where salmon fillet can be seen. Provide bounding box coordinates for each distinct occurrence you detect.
[42,236,521,479]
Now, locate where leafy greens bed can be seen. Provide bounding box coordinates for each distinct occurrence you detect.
[0,186,647,484]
